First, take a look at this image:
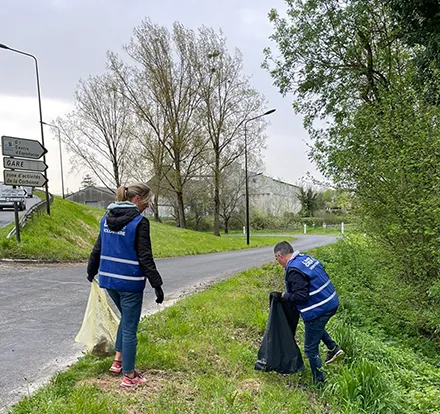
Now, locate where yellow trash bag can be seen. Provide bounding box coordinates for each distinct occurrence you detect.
[75,280,120,356]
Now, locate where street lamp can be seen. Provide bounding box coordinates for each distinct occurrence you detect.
[42,122,65,199]
[0,43,50,214]
[244,108,276,245]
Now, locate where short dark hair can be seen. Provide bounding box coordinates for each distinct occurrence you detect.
[274,241,293,256]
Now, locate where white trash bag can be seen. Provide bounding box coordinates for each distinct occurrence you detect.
[75,280,120,356]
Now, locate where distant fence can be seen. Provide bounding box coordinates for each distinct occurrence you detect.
[7,194,54,239]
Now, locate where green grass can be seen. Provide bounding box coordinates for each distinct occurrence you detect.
[9,236,440,413]
[0,195,284,261]
[10,264,324,414]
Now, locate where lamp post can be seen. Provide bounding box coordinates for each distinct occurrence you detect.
[0,43,50,214]
[244,109,276,245]
[42,122,65,199]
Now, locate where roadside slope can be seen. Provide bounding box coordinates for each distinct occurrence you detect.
[0,196,284,261]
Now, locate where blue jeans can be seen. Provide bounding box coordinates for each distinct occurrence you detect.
[304,308,337,383]
[106,289,143,374]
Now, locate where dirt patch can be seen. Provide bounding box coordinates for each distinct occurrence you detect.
[237,378,262,395]
[80,369,190,398]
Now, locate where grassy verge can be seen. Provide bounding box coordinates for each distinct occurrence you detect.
[0,196,286,261]
[9,236,440,413]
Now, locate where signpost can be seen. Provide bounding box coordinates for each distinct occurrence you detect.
[3,170,47,187]
[1,135,49,242]
[1,136,47,159]
[3,157,48,172]
[0,187,26,201]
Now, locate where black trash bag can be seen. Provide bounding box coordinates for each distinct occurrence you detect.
[255,298,305,374]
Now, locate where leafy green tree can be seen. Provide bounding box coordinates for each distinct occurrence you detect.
[265,0,440,278]
[298,186,320,217]
[388,0,440,103]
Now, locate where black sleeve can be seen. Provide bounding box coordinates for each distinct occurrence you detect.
[135,217,163,289]
[283,268,310,305]
[87,233,101,277]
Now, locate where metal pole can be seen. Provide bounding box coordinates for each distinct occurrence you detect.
[244,120,250,246]
[34,56,50,214]
[242,109,276,246]
[58,127,65,199]
[0,44,50,214]
[43,122,64,198]
[13,201,21,242]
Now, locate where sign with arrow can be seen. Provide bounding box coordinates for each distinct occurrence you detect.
[0,187,26,197]
[3,157,48,172]
[1,136,47,159]
[3,170,48,187]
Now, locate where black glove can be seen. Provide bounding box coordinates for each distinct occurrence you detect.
[155,286,164,304]
[269,291,283,302]
[87,274,95,283]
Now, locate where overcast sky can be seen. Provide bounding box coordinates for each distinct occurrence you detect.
[0,0,322,195]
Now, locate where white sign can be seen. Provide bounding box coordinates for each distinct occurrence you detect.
[0,187,26,198]
[0,197,24,202]
[1,136,47,159]
[3,157,48,172]
[3,170,47,187]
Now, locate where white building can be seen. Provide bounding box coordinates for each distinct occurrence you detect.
[249,174,301,216]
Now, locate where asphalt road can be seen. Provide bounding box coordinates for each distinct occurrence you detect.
[0,234,337,411]
[0,197,41,228]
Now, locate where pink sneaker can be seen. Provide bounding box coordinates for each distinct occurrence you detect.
[109,360,122,374]
[120,371,146,388]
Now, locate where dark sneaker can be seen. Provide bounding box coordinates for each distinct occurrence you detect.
[325,345,344,365]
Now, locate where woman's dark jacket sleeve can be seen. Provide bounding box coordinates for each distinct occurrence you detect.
[135,217,163,288]
[87,234,101,278]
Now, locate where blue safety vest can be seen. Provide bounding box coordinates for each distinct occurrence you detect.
[285,252,338,321]
[98,214,146,292]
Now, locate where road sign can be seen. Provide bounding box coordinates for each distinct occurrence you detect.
[3,157,48,172]
[0,197,25,202]
[1,136,47,159]
[0,187,26,198]
[3,170,47,187]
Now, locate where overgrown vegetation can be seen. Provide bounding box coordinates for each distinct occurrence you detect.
[265,0,440,282]
[10,236,440,413]
[0,196,286,261]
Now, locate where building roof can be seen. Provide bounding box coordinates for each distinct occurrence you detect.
[66,185,116,199]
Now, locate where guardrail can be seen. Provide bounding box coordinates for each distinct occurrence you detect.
[7,193,54,239]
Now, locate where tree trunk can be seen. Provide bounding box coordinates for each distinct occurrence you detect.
[213,155,221,236]
[224,217,229,234]
[153,192,161,222]
[176,191,186,228]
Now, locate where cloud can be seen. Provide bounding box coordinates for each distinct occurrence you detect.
[238,8,272,39]
[0,0,323,193]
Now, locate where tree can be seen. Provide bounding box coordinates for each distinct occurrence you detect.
[388,0,440,104]
[109,20,208,228]
[55,74,134,190]
[196,27,267,236]
[297,186,320,217]
[80,173,96,189]
[128,122,167,223]
[265,0,440,279]
[218,163,246,233]
[185,174,213,231]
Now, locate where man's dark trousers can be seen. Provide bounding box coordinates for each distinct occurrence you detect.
[304,307,338,383]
